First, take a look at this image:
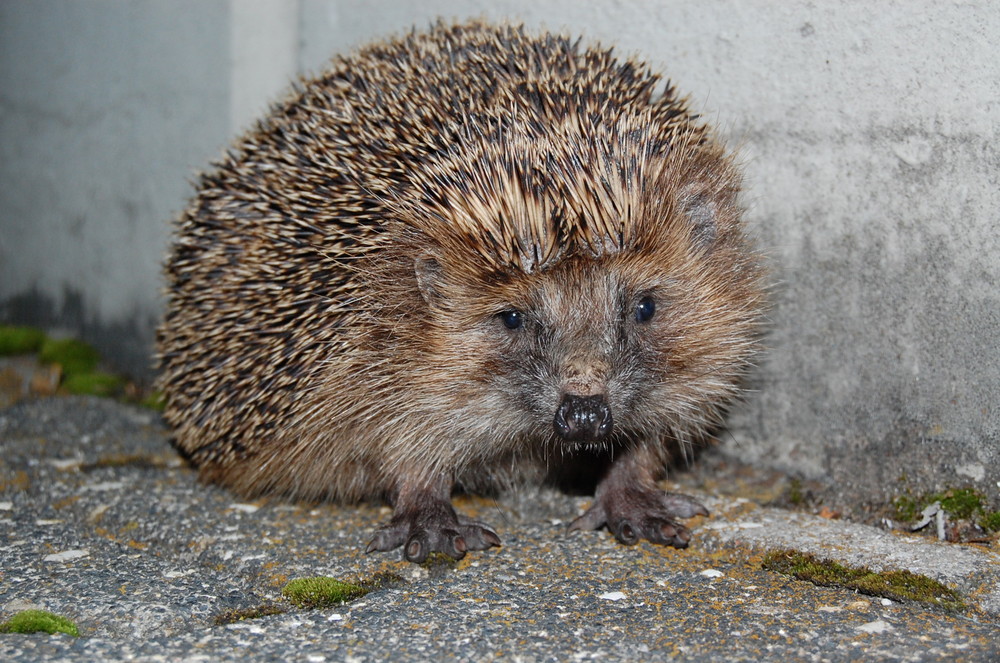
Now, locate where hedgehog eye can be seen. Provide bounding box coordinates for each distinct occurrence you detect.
[498,309,524,330]
[635,296,656,323]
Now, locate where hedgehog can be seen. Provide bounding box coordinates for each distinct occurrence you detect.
[156,20,765,563]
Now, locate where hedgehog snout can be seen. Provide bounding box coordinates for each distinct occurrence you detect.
[553,393,614,442]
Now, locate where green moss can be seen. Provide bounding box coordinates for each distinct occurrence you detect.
[787,478,804,506]
[212,603,286,625]
[937,488,984,520]
[2,329,145,403]
[420,551,460,573]
[140,390,166,411]
[39,338,99,376]
[980,511,1000,533]
[892,495,921,523]
[281,576,368,609]
[894,487,997,527]
[62,371,125,397]
[0,610,79,637]
[763,550,965,612]
[0,326,46,355]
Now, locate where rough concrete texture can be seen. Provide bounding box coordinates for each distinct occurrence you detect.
[1,397,999,662]
[721,4,1000,507]
[1,2,997,512]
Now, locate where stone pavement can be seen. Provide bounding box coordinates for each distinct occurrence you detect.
[1,397,998,661]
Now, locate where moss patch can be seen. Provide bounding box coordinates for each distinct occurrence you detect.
[141,390,166,411]
[891,495,922,523]
[0,326,46,356]
[786,478,804,506]
[62,371,126,397]
[763,550,965,611]
[419,551,461,575]
[0,328,168,407]
[937,488,985,519]
[893,487,1000,534]
[212,603,286,626]
[980,511,1000,533]
[39,337,99,376]
[281,576,368,609]
[0,609,79,637]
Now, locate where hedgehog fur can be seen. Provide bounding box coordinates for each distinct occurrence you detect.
[157,20,765,562]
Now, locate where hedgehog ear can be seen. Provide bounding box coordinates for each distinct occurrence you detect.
[414,254,444,304]
[678,182,736,250]
[680,191,718,249]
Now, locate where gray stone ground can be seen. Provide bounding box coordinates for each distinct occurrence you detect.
[1,396,998,662]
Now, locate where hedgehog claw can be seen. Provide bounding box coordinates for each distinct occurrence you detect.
[366,526,407,555]
[571,486,707,549]
[366,499,501,562]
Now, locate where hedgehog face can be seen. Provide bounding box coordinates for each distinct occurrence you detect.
[433,249,750,452]
[482,260,627,446]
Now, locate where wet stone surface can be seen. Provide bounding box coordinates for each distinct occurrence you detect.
[1,397,999,661]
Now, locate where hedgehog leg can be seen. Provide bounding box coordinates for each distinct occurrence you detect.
[568,445,708,548]
[365,479,501,563]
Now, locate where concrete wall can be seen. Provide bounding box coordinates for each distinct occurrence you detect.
[1,1,996,507]
[0,0,231,374]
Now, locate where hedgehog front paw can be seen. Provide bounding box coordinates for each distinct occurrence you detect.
[569,487,708,548]
[365,500,501,563]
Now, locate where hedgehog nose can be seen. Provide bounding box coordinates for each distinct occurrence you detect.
[554,394,613,442]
